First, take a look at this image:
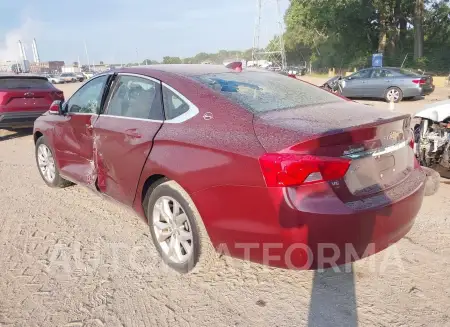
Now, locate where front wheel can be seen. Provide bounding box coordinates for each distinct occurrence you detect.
[385,87,403,103]
[146,180,217,274]
[35,136,72,188]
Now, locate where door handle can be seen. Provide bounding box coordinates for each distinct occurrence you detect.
[125,129,141,138]
[86,124,93,131]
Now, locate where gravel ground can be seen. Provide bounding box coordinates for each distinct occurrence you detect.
[0,80,449,327]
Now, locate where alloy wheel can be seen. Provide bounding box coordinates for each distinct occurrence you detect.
[37,144,56,183]
[152,196,194,264]
[387,89,400,102]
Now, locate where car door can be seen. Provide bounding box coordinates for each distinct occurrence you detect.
[53,73,111,186]
[364,68,394,98]
[342,68,372,98]
[93,73,164,205]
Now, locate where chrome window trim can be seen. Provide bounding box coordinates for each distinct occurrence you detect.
[162,82,199,124]
[342,140,407,159]
[99,114,162,123]
[113,72,161,85]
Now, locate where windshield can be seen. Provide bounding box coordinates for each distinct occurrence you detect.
[193,71,343,113]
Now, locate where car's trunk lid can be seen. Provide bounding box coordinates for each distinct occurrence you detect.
[253,101,414,201]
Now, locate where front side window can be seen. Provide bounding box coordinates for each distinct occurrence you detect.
[350,69,372,79]
[67,75,108,114]
[162,86,190,120]
[105,75,163,120]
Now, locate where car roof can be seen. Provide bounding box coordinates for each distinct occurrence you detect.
[113,64,266,77]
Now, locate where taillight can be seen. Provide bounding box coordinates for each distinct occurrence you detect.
[52,91,64,100]
[225,61,243,72]
[259,153,351,187]
[412,78,426,85]
[0,91,6,105]
[409,138,414,149]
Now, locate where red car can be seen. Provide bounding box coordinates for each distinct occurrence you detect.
[33,65,425,273]
[0,75,64,128]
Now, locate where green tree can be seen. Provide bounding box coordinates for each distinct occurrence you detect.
[162,56,182,64]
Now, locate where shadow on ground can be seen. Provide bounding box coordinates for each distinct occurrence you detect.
[307,266,358,327]
[0,128,33,142]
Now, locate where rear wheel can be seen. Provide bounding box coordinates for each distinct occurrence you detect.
[35,136,72,188]
[146,180,217,274]
[385,87,403,103]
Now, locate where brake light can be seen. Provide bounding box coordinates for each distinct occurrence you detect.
[52,91,64,101]
[259,153,351,187]
[0,91,6,105]
[225,61,243,72]
[412,78,426,85]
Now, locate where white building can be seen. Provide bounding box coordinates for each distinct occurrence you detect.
[61,66,81,73]
[0,61,14,73]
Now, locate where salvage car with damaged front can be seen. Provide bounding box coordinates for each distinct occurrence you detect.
[413,100,450,193]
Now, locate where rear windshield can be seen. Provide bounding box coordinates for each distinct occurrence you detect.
[398,69,420,77]
[0,78,53,90]
[192,71,343,113]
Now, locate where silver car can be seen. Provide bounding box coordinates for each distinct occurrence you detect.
[59,72,78,83]
[43,73,63,84]
[335,67,435,102]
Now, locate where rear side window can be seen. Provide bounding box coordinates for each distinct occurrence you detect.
[0,78,53,90]
[105,75,163,120]
[162,86,190,119]
[192,71,343,113]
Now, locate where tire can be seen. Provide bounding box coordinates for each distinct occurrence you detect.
[35,136,72,188]
[385,87,403,103]
[422,166,440,196]
[146,180,217,274]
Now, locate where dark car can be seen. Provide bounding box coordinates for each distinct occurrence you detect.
[328,67,435,102]
[33,65,425,273]
[0,75,64,129]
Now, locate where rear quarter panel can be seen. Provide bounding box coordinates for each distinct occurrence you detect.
[132,74,267,217]
[398,77,421,98]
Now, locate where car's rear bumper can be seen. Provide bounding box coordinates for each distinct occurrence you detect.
[0,111,47,128]
[191,168,426,270]
[421,84,435,96]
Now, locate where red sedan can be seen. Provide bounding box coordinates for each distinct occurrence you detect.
[33,65,425,273]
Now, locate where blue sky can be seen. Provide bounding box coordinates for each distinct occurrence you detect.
[0,0,289,65]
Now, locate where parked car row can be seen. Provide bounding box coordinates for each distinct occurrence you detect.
[40,71,98,84]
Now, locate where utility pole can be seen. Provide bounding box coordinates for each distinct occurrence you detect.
[84,40,91,72]
[252,0,287,70]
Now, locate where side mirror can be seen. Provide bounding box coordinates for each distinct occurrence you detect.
[49,100,63,115]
